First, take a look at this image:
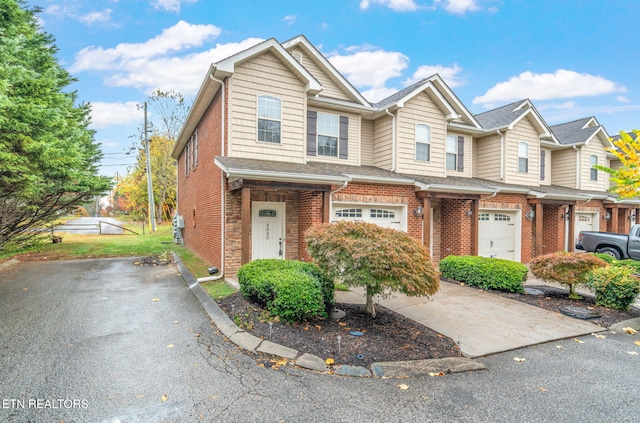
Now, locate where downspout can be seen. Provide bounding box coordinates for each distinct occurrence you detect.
[385,109,397,172]
[480,189,500,201]
[573,145,580,189]
[198,73,226,282]
[496,130,505,180]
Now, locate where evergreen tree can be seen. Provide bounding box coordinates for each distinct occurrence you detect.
[0,0,111,251]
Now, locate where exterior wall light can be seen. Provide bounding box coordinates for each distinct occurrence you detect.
[413,206,423,217]
[524,209,535,220]
[604,211,611,221]
[465,210,473,217]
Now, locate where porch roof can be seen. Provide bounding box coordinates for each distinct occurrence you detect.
[214,156,627,202]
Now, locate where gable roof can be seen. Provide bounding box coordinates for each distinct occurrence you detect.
[172,38,324,158]
[373,74,482,129]
[282,35,371,107]
[474,99,554,138]
[611,131,638,142]
[550,117,611,146]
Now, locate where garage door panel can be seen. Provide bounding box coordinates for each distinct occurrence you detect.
[575,213,596,244]
[478,211,517,261]
[333,204,405,231]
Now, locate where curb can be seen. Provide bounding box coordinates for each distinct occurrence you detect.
[172,252,485,378]
[0,259,20,272]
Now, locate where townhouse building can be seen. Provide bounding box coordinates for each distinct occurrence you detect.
[171,35,638,277]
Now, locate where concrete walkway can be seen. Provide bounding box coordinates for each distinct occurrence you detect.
[336,282,605,358]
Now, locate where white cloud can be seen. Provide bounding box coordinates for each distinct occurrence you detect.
[617,96,631,103]
[435,0,480,14]
[282,15,296,25]
[404,63,464,87]
[328,48,409,89]
[71,21,263,96]
[78,9,112,25]
[537,101,578,111]
[150,0,198,13]
[71,21,221,73]
[89,101,143,129]
[473,70,626,105]
[359,0,419,12]
[361,87,399,103]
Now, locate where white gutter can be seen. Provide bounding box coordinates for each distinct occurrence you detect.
[480,189,500,200]
[346,174,415,185]
[497,130,505,180]
[385,108,397,172]
[573,145,580,189]
[198,73,227,283]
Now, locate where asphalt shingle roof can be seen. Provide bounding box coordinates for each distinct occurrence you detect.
[473,100,529,129]
[372,77,433,109]
[550,118,601,145]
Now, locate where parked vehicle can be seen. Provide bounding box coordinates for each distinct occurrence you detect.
[576,224,640,260]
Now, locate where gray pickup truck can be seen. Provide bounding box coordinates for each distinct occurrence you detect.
[576,224,640,260]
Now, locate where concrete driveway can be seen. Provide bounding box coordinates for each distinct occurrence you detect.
[1,258,639,423]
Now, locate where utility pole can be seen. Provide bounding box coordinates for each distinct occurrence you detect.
[140,102,156,232]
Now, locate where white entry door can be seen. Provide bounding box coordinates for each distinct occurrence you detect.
[252,202,285,260]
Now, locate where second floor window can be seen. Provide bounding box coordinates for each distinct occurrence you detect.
[518,142,529,173]
[317,112,339,157]
[257,95,281,143]
[590,155,598,181]
[415,124,430,161]
[446,135,458,170]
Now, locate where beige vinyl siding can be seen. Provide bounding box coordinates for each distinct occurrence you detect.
[230,52,306,163]
[504,117,540,186]
[292,49,353,102]
[551,148,577,188]
[395,91,446,177]
[445,131,472,178]
[307,106,359,166]
[373,115,393,170]
[361,119,374,166]
[580,137,607,191]
[540,148,551,186]
[475,133,502,181]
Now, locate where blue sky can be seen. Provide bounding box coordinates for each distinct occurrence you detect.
[31,0,640,177]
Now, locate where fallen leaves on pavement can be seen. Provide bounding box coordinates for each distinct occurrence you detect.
[397,384,409,390]
[513,357,526,362]
[160,394,168,402]
[574,339,584,344]
[622,327,638,335]
[628,351,639,356]
[429,372,446,377]
[591,333,606,339]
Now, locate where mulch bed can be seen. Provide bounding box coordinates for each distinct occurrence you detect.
[486,283,640,328]
[216,292,461,367]
[216,281,640,367]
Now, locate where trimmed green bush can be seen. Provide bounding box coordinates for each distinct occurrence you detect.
[591,253,616,264]
[439,255,528,293]
[237,259,334,323]
[587,266,640,310]
[529,251,608,299]
[613,259,640,274]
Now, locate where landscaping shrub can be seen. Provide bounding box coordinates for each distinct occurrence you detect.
[529,252,608,299]
[237,259,334,323]
[438,255,528,293]
[587,266,640,310]
[612,259,640,275]
[306,221,439,318]
[591,252,616,264]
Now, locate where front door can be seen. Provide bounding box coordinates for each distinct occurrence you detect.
[252,202,285,260]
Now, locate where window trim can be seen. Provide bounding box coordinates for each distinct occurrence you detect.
[256,94,282,144]
[590,155,598,181]
[316,111,339,157]
[415,123,431,162]
[518,142,529,173]
[446,135,458,170]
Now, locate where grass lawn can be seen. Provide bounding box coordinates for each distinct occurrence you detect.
[4,220,236,299]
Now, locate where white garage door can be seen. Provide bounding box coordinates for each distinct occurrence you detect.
[478,211,517,260]
[332,204,405,231]
[575,212,597,244]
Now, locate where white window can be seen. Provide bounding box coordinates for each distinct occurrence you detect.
[478,213,490,221]
[257,95,281,143]
[415,124,430,161]
[446,135,458,170]
[494,213,511,221]
[370,209,395,219]
[335,208,362,218]
[518,142,529,173]
[590,155,598,181]
[317,112,339,157]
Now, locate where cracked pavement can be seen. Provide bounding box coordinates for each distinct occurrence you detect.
[1,258,639,422]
